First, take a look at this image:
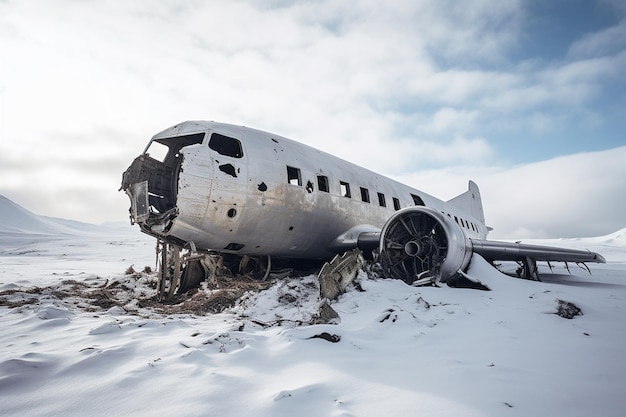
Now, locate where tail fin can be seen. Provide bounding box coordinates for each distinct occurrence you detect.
[446,180,486,225]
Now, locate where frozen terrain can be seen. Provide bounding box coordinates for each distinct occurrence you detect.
[1,195,625,417]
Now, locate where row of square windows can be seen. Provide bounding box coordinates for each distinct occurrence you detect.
[287,165,479,233]
[287,165,403,210]
[204,132,481,235]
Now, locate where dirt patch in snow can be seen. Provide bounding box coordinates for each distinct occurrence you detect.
[138,276,274,315]
[0,273,274,316]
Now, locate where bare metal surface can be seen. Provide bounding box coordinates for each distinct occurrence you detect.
[471,239,606,263]
[121,121,605,285]
[318,249,365,300]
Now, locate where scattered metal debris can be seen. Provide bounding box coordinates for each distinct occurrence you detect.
[308,332,341,343]
[318,249,365,300]
[313,300,340,324]
[556,299,582,319]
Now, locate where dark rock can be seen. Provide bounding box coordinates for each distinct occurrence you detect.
[556,299,582,319]
[308,332,341,343]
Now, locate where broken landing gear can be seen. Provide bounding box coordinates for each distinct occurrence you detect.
[155,239,273,299]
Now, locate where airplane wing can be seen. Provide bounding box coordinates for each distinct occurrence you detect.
[470,239,605,280]
[470,239,606,264]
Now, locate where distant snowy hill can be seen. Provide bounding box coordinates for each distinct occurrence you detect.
[0,194,124,236]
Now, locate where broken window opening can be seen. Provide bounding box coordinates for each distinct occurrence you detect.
[377,192,386,207]
[411,193,425,206]
[209,133,243,158]
[287,166,302,186]
[393,197,401,211]
[219,164,237,178]
[360,187,370,203]
[124,132,206,216]
[340,181,351,198]
[147,132,205,165]
[317,175,329,193]
[224,243,245,251]
[145,141,169,162]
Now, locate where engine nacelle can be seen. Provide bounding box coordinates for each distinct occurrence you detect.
[379,206,473,285]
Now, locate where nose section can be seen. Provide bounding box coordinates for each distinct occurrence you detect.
[119,153,180,228]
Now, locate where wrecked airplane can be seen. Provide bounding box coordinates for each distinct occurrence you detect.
[120,121,605,297]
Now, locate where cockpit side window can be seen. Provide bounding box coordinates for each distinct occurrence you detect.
[209,133,244,158]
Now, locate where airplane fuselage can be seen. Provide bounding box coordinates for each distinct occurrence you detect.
[122,120,605,287]
[122,121,486,260]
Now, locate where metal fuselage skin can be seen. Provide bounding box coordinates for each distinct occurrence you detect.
[125,121,487,260]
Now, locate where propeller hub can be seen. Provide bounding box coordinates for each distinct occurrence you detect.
[404,240,428,257]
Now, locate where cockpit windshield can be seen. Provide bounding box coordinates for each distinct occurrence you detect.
[145,141,169,162]
[144,132,206,163]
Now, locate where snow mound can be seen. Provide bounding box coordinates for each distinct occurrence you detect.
[0,194,76,235]
[232,275,323,325]
[0,194,128,237]
[595,227,626,244]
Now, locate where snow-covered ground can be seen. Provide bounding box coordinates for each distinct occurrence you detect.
[1,195,625,417]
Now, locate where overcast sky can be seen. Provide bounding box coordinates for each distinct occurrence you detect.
[1,0,625,239]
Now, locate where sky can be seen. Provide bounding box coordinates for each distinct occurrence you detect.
[0,0,625,239]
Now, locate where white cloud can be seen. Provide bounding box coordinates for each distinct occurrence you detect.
[425,107,479,134]
[568,19,626,59]
[0,0,623,237]
[395,146,626,239]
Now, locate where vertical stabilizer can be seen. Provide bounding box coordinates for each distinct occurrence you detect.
[446,180,486,225]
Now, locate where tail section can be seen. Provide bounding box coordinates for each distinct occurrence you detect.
[446,180,486,225]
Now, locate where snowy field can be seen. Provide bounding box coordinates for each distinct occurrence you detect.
[1,195,626,417]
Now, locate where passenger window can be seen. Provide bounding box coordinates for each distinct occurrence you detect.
[287,166,302,186]
[340,181,351,198]
[360,187,370,203]
[377,192,386,207]
[411,193,425,206]
[209,133,243,158]
[393,197,401,210]
[317,175,329,192]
